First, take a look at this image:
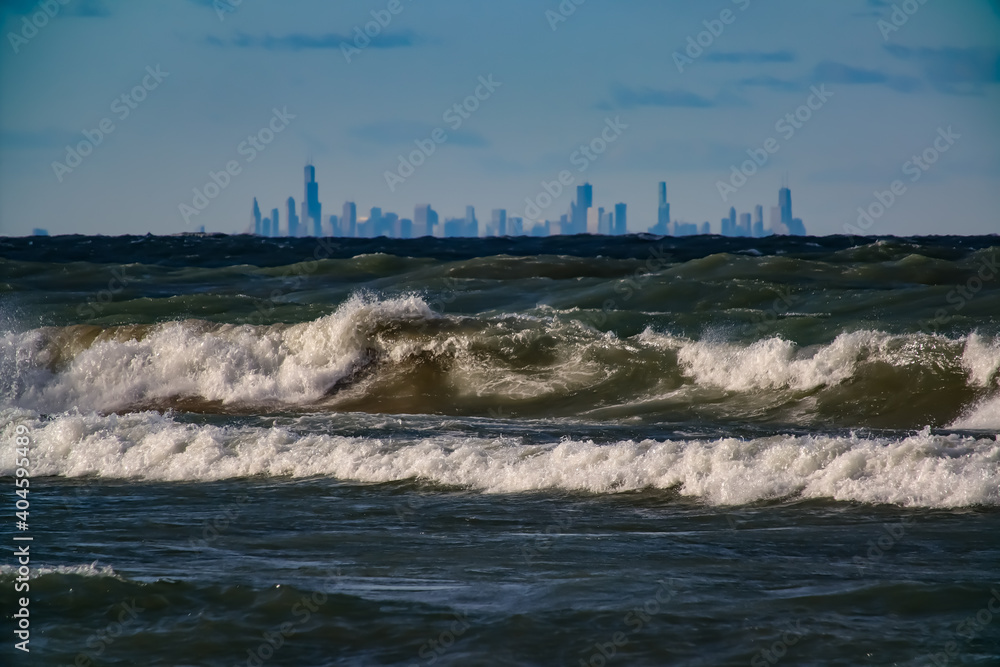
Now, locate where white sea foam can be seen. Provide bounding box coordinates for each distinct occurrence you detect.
[950,394,1000,430]
[961,333,1000,388]
[639,329,963,392]
[0,561,120,580]
[948,334,1000,429]
[3,411,997,508]
[1,294,436,413]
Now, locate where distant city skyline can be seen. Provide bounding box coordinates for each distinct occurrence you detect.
[1,1,998,236]
[248,165,806,238]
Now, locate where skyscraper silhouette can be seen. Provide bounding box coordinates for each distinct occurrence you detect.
[572,183,593,234]
[414,204,438,237]
[251,198,262,236]
[614,203,627,235]
[287,197,298,237]
[304,164,321,237]
[739,212,751,237]
[465,206,478,237]
[342,202,357,238]
[779,187,792,227]
[657,182,670,234]
[491,209,507,236]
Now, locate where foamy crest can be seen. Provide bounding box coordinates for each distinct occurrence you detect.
[4,411,997,508]
[0,294,436,413]
[640,330,898,391]
[950,394,1000,430]
[948,334,1000,429]
[961,333,1000,388]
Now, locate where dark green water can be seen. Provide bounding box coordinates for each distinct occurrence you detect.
[1,234,999,665]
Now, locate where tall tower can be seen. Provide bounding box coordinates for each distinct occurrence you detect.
[723,207,736,236]
[465,205,478,237]
[304,164,321,237]
[370,207,383,237]
[574,183,593,234]
[414,204,438,237]
[614,203,627,235]
[287,197,299,237]
[587,207,600,235]
[491,209,507,236]
[342,202,357,238]
[271,208,280,237]
[753,205,764,238]
[657,182,670,234]
[251,198,262,235]
[739,212,751,237]
[779,187,792,226]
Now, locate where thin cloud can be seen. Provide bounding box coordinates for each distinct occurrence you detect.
[704,51,796,64]
[206,30,421,51]
[885,44,1000,94]
[1,0,110,17]
[600,84,735,110]
[812,61,921,92]
[736,75,804,92]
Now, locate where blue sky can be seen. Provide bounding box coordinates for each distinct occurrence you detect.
[1,0,998,236]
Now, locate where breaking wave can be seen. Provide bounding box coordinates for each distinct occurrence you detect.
[2,295,999,428]
[1,411,997,508]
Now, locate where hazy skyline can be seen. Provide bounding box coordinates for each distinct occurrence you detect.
[1,0,999,236]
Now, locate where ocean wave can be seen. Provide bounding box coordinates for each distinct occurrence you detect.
[2,295,998,427]
[0,294,436,413]
[2,412,997,508]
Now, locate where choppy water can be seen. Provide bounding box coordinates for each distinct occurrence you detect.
[1,233,998,665]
